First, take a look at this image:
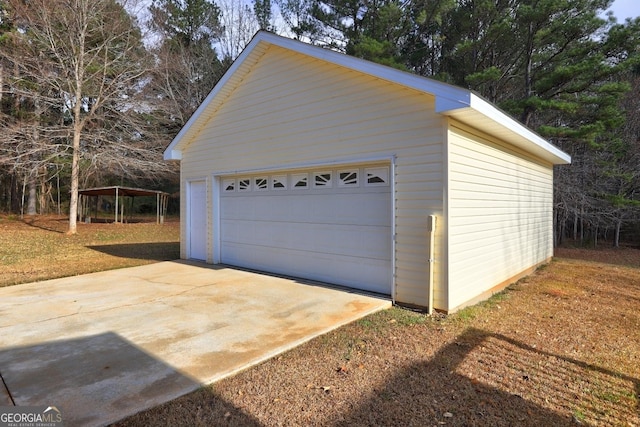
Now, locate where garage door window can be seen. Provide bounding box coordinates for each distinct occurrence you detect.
[223,179,235,192]
[255,177,268,190]
[338,170,358,187]
[272,175,287,190]
[313,171,332,188]
[292,173,308,188]
[238,178,251,191]
[365,167,389,186]
[223,167,390,192]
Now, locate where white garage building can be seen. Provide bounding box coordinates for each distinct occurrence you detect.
[164,31,570,313]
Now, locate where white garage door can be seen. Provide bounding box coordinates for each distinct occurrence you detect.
[219,164,392,294]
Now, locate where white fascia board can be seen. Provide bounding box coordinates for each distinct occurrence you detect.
[164,149,182,161]
[468,94,571,164]
[438,93,571,165]
[435,95,470,113]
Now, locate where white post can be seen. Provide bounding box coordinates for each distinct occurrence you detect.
[115,187,119,223]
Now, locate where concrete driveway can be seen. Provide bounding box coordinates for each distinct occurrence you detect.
[0,261,390,426]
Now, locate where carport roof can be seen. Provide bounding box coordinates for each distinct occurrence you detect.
[78,186,168,197]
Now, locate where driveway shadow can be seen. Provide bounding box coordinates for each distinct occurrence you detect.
[88,243,180,261]
[0,332,200,426]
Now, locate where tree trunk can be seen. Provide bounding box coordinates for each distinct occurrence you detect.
[521,22,535,126]
[67,23,86,234]
[580,206,584,245]
[0,174,9,211]
[68,126,81,234]
[39,170,50,214]
[56,166,61,216]
[13,61,19,112]
[614,220,621,248]
[553,208,558,247]
[20,175,27,217]
[27,173,37,215]
[27,125,41,216]
[10,173,20,213]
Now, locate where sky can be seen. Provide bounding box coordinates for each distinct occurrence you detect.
[604,0,639,21]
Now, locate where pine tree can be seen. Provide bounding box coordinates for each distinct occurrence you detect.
[149,0,229,131]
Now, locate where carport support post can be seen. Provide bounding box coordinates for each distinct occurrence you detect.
[115,187,119,223]
[161,194,167,224]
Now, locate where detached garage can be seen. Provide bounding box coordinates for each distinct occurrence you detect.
[164,31,570,313]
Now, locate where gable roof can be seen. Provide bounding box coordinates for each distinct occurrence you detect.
[164,31,571,165]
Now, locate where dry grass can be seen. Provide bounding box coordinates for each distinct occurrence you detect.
[1,216,637,426]
[0,214,179,287]
[115,248,640,427]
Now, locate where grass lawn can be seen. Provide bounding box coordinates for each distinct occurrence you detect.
[0,214,179,287]
[1,215,638,426]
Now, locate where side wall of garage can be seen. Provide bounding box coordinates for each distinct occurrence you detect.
[446,122,554,311]
[180,45,448,309]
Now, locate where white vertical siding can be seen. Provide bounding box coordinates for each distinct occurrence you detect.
[180,45,446,309]
[446,123,554,311]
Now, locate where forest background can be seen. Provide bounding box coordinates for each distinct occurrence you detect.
[0,0,638,244]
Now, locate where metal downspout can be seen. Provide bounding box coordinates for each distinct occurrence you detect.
[427,215,437,315]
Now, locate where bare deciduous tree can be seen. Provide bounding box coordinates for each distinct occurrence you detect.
[4,0,154,233]
[148,0,230,131]
[218,0,259,59]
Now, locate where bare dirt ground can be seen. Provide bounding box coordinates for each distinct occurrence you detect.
[1,216,637,426]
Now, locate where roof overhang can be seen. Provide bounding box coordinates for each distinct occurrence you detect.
[437,94,571,164]
[164,31,570,165]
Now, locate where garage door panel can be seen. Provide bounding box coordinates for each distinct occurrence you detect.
[305,193,389,225]
[222,243,391,294]
[309,224,391,258]
[220,165,392,294]
[222,219,391,260]
[223,193,390,226]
